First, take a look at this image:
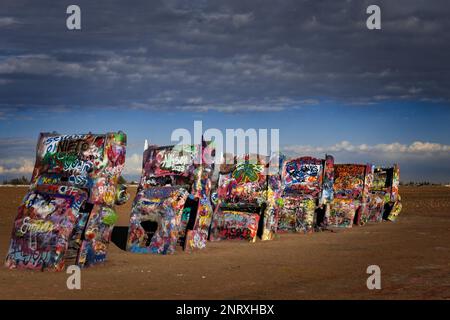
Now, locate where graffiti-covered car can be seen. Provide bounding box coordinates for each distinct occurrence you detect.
[209,154,281,242]
[368,164,402,222]
[325,163,374,228]
[277,155,334,233]
[5,132,128,271]
[126,141,215,254]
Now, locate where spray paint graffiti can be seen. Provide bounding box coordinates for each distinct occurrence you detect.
[278,155,334,233]
[387,164,402,221]
[326,163,373,228]
[260,174,282,241]
[368,164,402,222]
[209,210,260,241]
[126,140,215,254]
[184,141,215,251]
[209,154,279,242]
[5,132,128,271]
[321,155,335,205]
[6,129,405,269]
[367,167,390,222]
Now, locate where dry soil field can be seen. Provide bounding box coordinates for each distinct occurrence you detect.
[0,186,449,299]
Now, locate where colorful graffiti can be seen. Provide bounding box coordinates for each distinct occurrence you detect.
[184,141,215,251]
[127,141,215,254]
[260,174,282,241]
[209,154,278,242]
[387,164,402,221]
[367,167,390,222]
[209,210,260,241]
[320,155,335,205]
[327,198,357,228]
[326,163,373,228]
[215,155,267,206]
[278,198,316,232]
[368,164,402,222]
[278,155,334,233]
[5,132,127,271]
[5,130,405,269]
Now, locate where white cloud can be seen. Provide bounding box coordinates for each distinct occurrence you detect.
[283,141,450,156]
[0,158,34,175]
[122,153,143,176]
[0,17,19,27]
[0,54,92,78]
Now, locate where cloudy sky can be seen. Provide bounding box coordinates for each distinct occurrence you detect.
[1,0,449,183]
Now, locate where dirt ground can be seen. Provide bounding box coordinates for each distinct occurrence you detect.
[0,185,449,300]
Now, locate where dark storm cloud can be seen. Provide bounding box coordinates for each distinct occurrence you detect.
[0,0,449,112]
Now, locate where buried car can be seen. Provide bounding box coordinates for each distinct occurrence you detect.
[277,155,334,233]
[208,154,281,242]
[126,140,215,254]
[5,132,128,271]
[325,163,374,228]
[368,164,402,222]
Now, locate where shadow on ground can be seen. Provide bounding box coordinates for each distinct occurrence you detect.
[111,226,129,251]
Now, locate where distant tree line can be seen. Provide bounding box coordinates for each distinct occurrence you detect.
[399,181,444,186]
[117,176,140,185]
[2,176,30,185]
